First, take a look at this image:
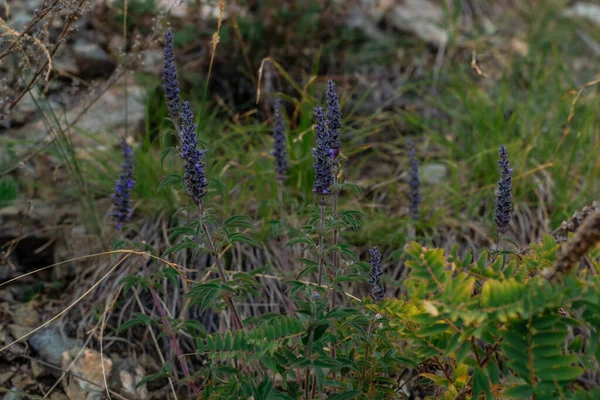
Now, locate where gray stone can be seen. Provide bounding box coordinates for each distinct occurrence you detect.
[28,327,84,366]
[421,162,448,185]
[73,39,115,77]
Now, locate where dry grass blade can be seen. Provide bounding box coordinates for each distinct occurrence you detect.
[132,289,179,400]
[0,16,53,80]
[0,249,191,289]
[0,254,131,353]
[561,76,600,145]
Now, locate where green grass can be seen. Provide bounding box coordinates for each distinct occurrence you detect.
[75,3,600,255]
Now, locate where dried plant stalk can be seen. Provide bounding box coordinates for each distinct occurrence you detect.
[547,210,600,280]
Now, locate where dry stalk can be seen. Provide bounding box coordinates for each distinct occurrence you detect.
[545,210,600,281]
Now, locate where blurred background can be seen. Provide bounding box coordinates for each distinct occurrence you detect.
[1,0,600,398]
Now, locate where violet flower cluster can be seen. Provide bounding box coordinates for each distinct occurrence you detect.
[312,105,334,196]
[111,137,135,230]
[162,30,209,207]
[325,80,341,159]
[312,80,342,196]
[408,139,421,221]
[272,97,288,182]
[162,30,181,119]
[494,144,513,234]
[368,246,385,302]
[180,101,208,206]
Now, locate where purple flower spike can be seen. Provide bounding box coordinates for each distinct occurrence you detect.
[180,101,208,206]
[368,246,384,302]
[325,79,342,159]
[111,137,135,230]
[272,97,288,182]
[494,145,513,234]
[312,106,334,197]
[162,30,181,119]
[408,140,421,221]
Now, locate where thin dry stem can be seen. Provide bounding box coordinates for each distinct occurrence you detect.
[0,254,131,353]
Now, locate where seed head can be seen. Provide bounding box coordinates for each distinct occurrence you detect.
[162,30,181,119]
[408,140,421,221]
[111,137,135,230]
[312,106,334,197]
[180,101,208,206]
[494,145,513,234]
[272,97,288,181]
[368,246,385,302]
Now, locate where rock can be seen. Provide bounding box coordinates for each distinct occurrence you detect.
[3,386,24,400]
[141,49,164,74]
[110,354,149,399]
[53,46,80,76]
[0,255,19,282]
[563,2,600,26]
[62,347,113,400]
[31,359,46,378]
[0,81,146,147]
[9,373,34,391]
[12,302,40,327]
[344,0,449,48]
[8,324,31,340]
[387,0,448,47]
[29,327,84,367]
[73,39,115,78]
[0,368,17,385]
[421,163,448,185]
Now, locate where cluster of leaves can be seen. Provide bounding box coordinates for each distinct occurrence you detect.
[121,165,600,400]
[372,239,600,399]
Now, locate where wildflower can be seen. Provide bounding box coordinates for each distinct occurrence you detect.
[408,139,421,221]
[180,101,208,206]
[312,106,333,197]
[494,145,513,234]
[162,30,181,118]
[111,137,135,230]
[272,97,288,181]
[325,79,341,159]
[368,246,385,302]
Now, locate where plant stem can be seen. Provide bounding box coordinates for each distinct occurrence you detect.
[198,204,244,331]
[141,262,200,397]
[330,175,339,368]
[331,175,338,310]
[304,328,315,400]
[359,319,376,391]
[278,181,294,315]
[317,199,327,287]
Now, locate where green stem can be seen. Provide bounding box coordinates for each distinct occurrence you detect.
[317,199,327,287]
[304,328,315,400]
[359,320,376,391]
[198,204,244,331]
[331,175,338,310]
[278,181,294,315]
